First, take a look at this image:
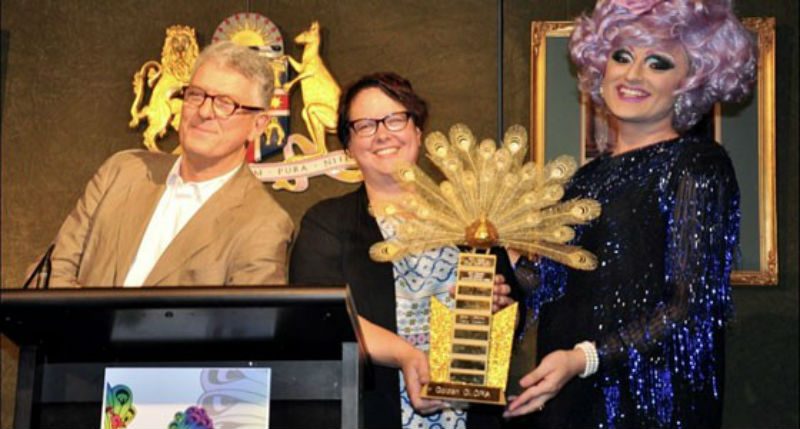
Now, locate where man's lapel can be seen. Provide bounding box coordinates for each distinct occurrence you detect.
[144,164,251,286]
[113,158,172,284]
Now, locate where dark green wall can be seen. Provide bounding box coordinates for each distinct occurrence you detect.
[1,0,797,428]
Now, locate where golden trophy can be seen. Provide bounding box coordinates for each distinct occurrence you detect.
[370,124,600,405]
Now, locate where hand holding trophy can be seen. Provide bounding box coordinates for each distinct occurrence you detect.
[370,124,600,405]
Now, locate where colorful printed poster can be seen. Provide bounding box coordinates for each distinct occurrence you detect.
[101,367,270,429]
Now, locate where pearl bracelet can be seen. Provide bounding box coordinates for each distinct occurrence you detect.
[574,341,599,378]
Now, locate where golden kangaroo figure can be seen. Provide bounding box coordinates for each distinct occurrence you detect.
[283,21,339,156]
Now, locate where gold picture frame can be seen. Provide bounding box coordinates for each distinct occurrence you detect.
[530,18,777,286]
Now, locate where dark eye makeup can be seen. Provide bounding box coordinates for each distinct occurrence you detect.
[645,54,675,71]
[610,48,676,71]
[611,49,633,63]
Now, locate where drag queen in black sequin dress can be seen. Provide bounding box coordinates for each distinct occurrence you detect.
[503,0,757,428]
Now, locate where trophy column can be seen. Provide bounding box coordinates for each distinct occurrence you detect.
[423,252,517,405]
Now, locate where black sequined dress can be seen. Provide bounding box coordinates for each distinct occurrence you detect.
[525,135,739,429]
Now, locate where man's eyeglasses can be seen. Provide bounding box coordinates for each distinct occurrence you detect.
[181,86,265,118]
[349,111,412,137]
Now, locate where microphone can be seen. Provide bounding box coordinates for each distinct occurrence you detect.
[22,244,54,289]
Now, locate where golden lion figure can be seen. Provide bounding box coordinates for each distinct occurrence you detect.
[129,25,199,153]
[283,21,339,156]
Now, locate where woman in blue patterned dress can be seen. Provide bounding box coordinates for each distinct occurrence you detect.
[290,72,518,429]
[504,0,757,428]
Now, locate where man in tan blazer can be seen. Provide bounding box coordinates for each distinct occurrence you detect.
[47,41,293,287]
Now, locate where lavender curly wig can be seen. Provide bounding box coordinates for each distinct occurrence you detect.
[570,0,757,131]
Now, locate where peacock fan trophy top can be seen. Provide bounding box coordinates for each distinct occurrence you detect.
[369,124,601,271]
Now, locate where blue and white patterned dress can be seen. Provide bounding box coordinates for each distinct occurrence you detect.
[377,218,467,429]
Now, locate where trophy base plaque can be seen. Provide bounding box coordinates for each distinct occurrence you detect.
[423,381,505,405]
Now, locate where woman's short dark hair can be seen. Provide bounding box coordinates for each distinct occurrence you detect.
[337,72,428,149]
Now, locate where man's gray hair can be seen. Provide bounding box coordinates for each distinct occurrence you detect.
[192,41,275,107]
